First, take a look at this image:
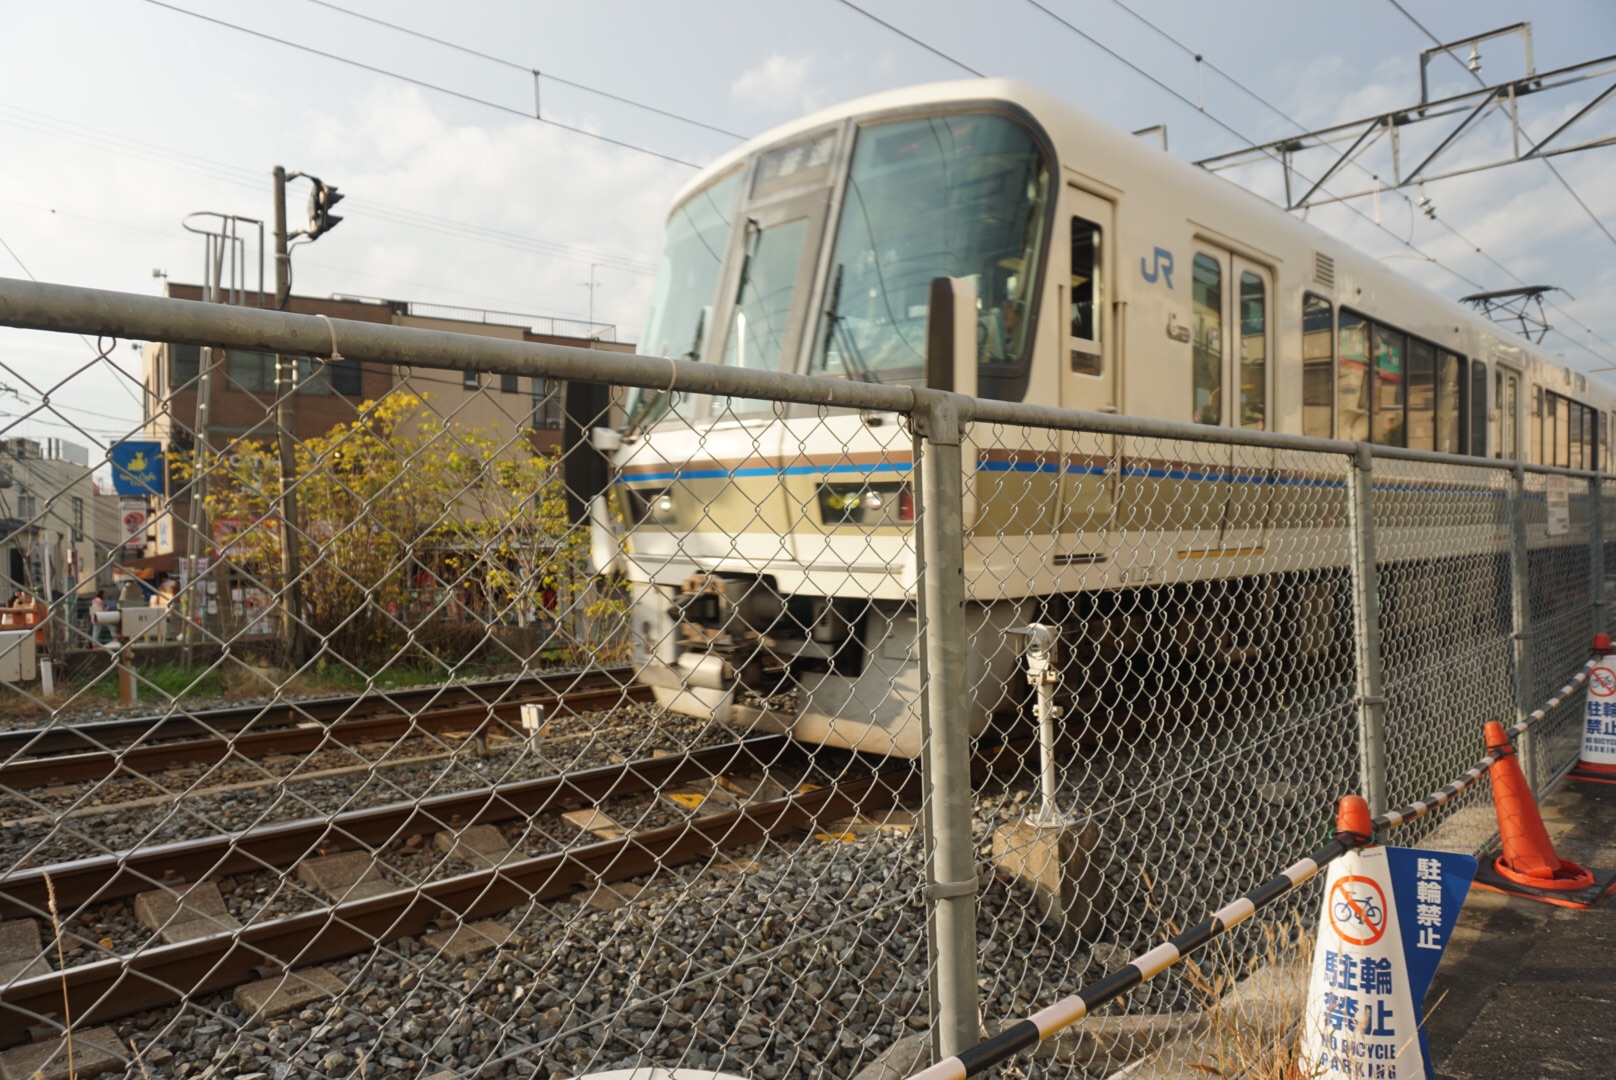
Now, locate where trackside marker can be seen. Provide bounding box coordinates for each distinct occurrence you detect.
[1299,797,1476,1080]
[1571,632,1616,784]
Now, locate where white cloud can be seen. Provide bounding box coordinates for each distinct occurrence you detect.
[730,53,822,114]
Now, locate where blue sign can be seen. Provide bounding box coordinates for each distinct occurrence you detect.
[1386,846,1476,1076]
[110,441,165,497]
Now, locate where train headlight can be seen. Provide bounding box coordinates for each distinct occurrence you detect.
[818,481,913,526]
[624,485,678,525]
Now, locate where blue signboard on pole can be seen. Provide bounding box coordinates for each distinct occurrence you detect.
[109,441,165,497]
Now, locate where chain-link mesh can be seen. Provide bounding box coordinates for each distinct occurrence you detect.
[0,305,1604,1080]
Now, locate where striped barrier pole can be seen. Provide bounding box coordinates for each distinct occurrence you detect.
[907,659,1595,1080]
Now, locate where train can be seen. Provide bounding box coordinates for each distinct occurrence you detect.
[583,78,1616,757]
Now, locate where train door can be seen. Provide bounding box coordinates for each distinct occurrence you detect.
[1223,255,1274,551]
[702,170,833,568]
[1054,185,1117,566]
[1184,245,1273,554]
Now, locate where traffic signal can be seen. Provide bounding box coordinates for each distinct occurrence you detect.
[307,179,344,239]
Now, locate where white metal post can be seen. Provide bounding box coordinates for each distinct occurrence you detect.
[1508,465,1538,789]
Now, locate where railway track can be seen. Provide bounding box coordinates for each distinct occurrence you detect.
[0,734,913,1048]
[0,667,640,791]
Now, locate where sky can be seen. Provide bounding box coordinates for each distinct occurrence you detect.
[1,0,1613,460]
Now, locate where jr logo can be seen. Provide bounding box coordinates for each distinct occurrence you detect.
[1140,246,1175,289]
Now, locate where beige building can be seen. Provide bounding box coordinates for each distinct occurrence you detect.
[0,437,122,600]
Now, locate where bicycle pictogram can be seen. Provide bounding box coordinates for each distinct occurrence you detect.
[1328,875,1388,946]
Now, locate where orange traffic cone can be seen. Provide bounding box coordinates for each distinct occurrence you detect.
[1473,720,1616,909]
[1570,632,1616,784]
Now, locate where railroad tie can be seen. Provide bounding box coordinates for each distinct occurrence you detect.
[0,919,50,982]
[431,824,513,868]
[0,1025,124,1080]
[132,881,242,944]
[295,851,394,901]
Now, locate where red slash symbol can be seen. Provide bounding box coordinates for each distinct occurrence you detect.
[1592,667,1616,698]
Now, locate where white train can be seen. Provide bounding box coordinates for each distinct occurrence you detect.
[590,78,1614,757]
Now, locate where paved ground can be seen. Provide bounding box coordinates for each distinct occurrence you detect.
[1426,776,1616,1079]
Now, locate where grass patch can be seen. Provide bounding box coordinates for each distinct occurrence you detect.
[85,663,225,704]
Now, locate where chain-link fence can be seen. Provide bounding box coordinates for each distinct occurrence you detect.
[0,277,1605,1080]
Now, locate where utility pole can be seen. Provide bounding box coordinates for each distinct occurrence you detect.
[272,166,306,665]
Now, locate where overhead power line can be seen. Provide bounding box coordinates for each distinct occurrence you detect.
[0,104,657,276]
[1381,0,1616,249]
[839,0,1616,366]
[301,0,747,140]
[141,0,707,169]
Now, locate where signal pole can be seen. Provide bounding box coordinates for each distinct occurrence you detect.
[271,167,344,664]
[272,166,305,663]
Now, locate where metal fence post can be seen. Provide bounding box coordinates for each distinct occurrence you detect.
[1591,473,1606,637]
[1508,465,1538,790]
[1346,444,1389,818]
[915,385,979,1059]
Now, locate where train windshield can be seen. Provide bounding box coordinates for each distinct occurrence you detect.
[629,170,743,427]
[813,112,1049,381]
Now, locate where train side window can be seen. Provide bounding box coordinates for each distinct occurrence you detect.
[1571,405,1584,471]
[1069,216,1102,375]
[1496,372,1518,460]
[1437,351,1461,453]
[1407,339,1435,450]
[1531,386,1544,464]
[1302,295,1333,438]
[1555,393,1569,467]
[1371,324,1406,447]
[1192,253,1222,424]
[1239,271,1265,430]
[1470,360,1488,457]
[1338,312,1370,440]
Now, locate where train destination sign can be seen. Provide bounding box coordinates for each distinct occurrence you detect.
[1300,845,1476,1079]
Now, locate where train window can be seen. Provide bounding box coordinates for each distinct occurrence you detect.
[1437,352,1461,453]
[723,217,808,379]
[1571,405,1584,470]
[1470,360,1488,457]
[1497,372,1518,460]
[631,169,743,427]
[1338,313,1370,440]
[1586,407,1597,471]
[1192,253,1222,424]
[1239,272,1265,430]
[812,113,1050,398]
[1371,325,1406,447]
[1555,394,1569,467]
[1069,216,1102,375]
[1532,387,1544,464]
[1302,295,1333,438]
[1407,339,1436,450]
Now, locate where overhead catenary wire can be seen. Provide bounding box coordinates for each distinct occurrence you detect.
[0,104,657,277]
[844,0,1616,368]
[1091,0,1616,362]
[1382,0,1616,249]
[140,0,708,170]
[300,0,748,140]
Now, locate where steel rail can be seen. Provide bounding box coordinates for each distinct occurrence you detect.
[0,667,631,759]
[0,684,652,790]
[0,754,913,1046]
[0,734,792,920]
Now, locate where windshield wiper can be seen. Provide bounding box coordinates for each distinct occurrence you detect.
[821,263,875,383]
